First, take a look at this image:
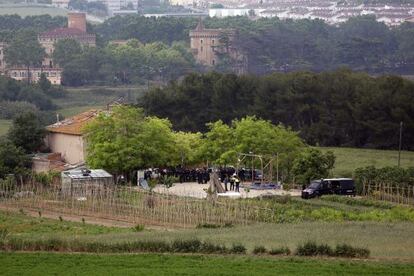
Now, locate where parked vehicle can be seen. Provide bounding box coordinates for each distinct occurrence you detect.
[301,178,356,199]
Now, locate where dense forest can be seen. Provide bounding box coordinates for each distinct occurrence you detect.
[1,14,414,81]
[139,70,414,150]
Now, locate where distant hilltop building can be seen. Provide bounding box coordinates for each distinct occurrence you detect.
[189,20,247,74]
[38,13,96,69]
[0,13,95,85]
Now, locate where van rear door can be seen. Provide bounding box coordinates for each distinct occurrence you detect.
[339,180,355,195]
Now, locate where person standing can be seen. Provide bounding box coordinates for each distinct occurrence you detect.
[224,175,229,191]
[230,175,235,191]
[235,175,241,192]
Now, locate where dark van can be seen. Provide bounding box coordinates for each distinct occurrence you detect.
[301,178,356,199]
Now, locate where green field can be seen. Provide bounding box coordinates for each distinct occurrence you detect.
[0,4,67,16]
[1,252,414,275]
[319,147,414,176]
[0,210,131,237]
[2,208,414,260]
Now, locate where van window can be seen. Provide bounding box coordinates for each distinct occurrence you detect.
[331,180,340,190]
[340,180,354,189]
[321,181,330,189]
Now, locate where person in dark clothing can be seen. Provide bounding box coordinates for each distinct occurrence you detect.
[224,175,229,191]
[229,176,235,191]
[235,175,241,192]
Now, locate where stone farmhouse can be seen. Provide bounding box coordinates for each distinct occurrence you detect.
[45,109,100,165]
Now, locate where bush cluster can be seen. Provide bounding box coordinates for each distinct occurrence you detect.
[296,241,370,258]
[196,223,234,229]
[321,195,393,209]
[0,238,246,255]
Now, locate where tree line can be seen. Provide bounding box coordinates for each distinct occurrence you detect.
[95,15,414,75]
[139,70,414,150]
[52,39,196,86]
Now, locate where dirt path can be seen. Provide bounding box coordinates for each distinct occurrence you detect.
[0,205,170,230]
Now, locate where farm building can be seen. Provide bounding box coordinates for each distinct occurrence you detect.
[61,168,113,196]
[46,109,100,165]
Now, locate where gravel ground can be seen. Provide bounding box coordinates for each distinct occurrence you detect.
[153,182,301,199]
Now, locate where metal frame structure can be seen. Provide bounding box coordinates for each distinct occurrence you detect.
[236,152,279,185]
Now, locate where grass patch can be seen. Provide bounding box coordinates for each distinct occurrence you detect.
[0,210,131,236]
[1,252,414,275]
[319,147,414,177]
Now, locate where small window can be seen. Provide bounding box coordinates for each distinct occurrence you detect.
[201,39,203,44]
[212,39,215,45]
[200,46,203,52]
[212,59,215,65]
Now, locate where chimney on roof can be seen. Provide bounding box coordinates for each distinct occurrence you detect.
[68,13,87,33]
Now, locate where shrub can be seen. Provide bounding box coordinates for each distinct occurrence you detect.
[335,244,370,258]
[196,223,234,229]
[296,241,369,258]
[252,245,267,255]
[296,241,333,256]
[196,223,220,229]
[133,224,145,232]
[229,243,246,254]
[172,239,202,253]
[200,241,227,254]
[269,247,291,256]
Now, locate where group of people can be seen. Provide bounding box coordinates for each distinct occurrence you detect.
[143,167,211,184]
[143,167,254,193]
[223,174,241,192]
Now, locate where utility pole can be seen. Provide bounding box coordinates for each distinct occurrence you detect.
[398,121,403,167]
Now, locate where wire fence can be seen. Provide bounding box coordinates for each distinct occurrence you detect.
[0,182,281,228]
[361,181,414,205]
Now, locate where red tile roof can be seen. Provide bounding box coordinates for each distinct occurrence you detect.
[47,109,100,135]
[39,27,96,39]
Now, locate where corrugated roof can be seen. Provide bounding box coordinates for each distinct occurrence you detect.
[47,109,100,135]
[63,169,112,179]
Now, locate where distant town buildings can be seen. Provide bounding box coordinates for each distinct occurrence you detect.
[208,0,414,26]
[51,0,70,9]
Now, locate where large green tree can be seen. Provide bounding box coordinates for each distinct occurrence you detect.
[84,106,176,179]
[8,112,46,153]
[292,148,336,185]
[52,38,82,68]
[4,30,45,83]
[0,138,30,179]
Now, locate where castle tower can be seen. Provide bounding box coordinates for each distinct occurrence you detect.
[189,19,231,66]
[68,13,87,33]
